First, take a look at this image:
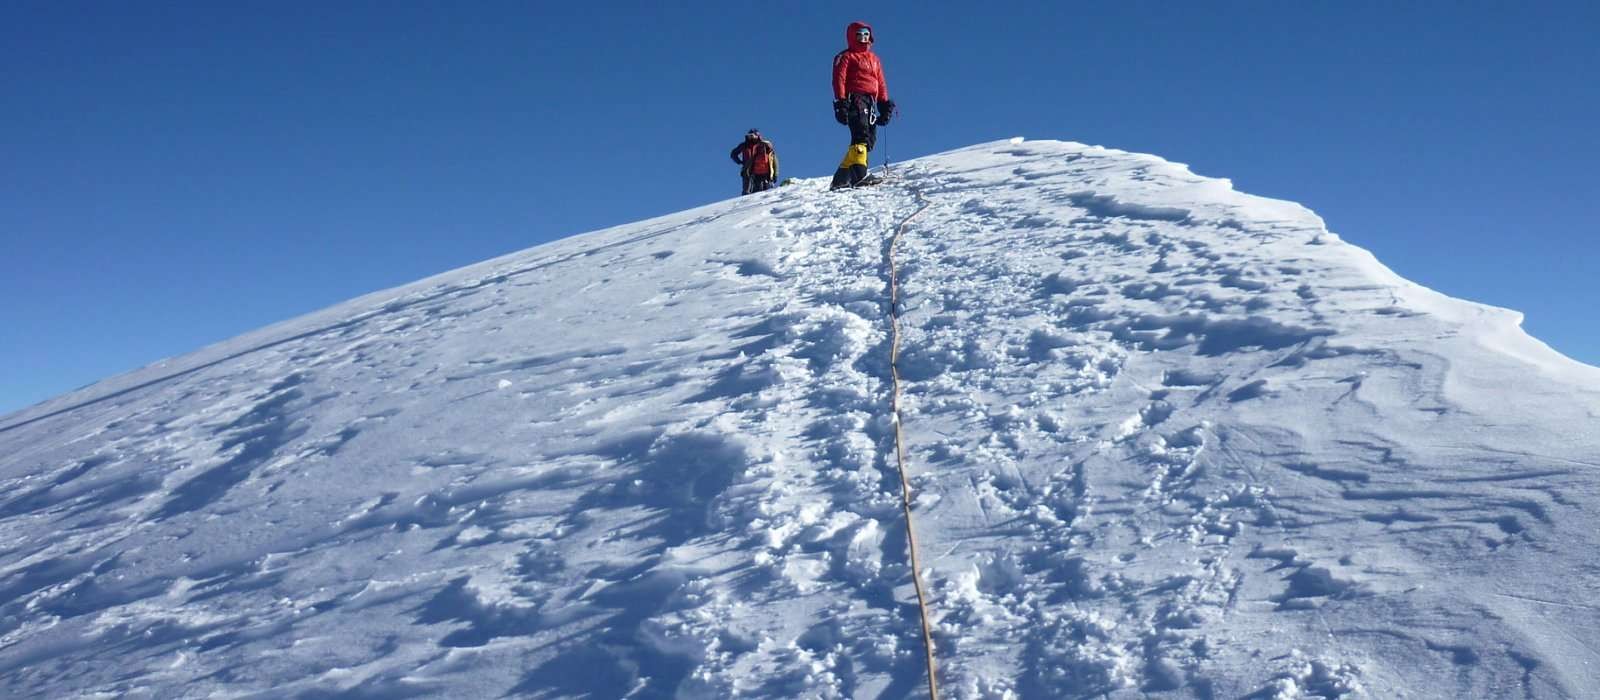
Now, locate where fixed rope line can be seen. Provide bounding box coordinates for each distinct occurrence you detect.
[884,189,940,700]
[881,124,891,177]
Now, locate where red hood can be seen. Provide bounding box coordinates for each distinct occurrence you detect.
[844,21,874,50]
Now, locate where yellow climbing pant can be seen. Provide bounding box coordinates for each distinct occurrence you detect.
[839,143,869,168]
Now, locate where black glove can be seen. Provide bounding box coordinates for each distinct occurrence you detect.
[833,98,848,125]
[877,99,896,126]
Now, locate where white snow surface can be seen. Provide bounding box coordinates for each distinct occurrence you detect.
[3,140,1599,699]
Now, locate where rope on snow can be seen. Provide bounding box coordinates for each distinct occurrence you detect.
[883,186,940,700]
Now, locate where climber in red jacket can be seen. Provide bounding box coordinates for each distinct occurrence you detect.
[830,20,896,190]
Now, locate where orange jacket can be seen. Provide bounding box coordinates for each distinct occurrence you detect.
[731,138,778,179]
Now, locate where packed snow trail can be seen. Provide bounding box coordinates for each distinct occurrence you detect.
[1,140,1598,699]
[883,190,942,700]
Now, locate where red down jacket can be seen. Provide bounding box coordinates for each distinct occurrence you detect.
[832,21,888,102]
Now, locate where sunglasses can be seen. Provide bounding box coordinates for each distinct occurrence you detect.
[856,29,871,39]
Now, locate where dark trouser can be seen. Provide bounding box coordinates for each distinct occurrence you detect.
[742,171,773,195]
[831,94,877,189]
[845,93,878,151]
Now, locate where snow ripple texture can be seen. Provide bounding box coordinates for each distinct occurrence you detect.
[2,140,1598,699]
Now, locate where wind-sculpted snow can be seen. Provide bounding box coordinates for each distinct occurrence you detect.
[2,140,1599,699]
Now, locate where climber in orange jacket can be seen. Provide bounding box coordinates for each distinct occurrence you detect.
[730,129,779,195]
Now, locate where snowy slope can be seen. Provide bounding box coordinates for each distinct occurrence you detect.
[2,140,1598,699]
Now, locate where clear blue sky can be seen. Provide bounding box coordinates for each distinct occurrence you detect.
[3,1,1596,416]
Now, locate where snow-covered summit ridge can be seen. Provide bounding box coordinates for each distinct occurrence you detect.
[2,138,1592,430]
[2,139,1598,699]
